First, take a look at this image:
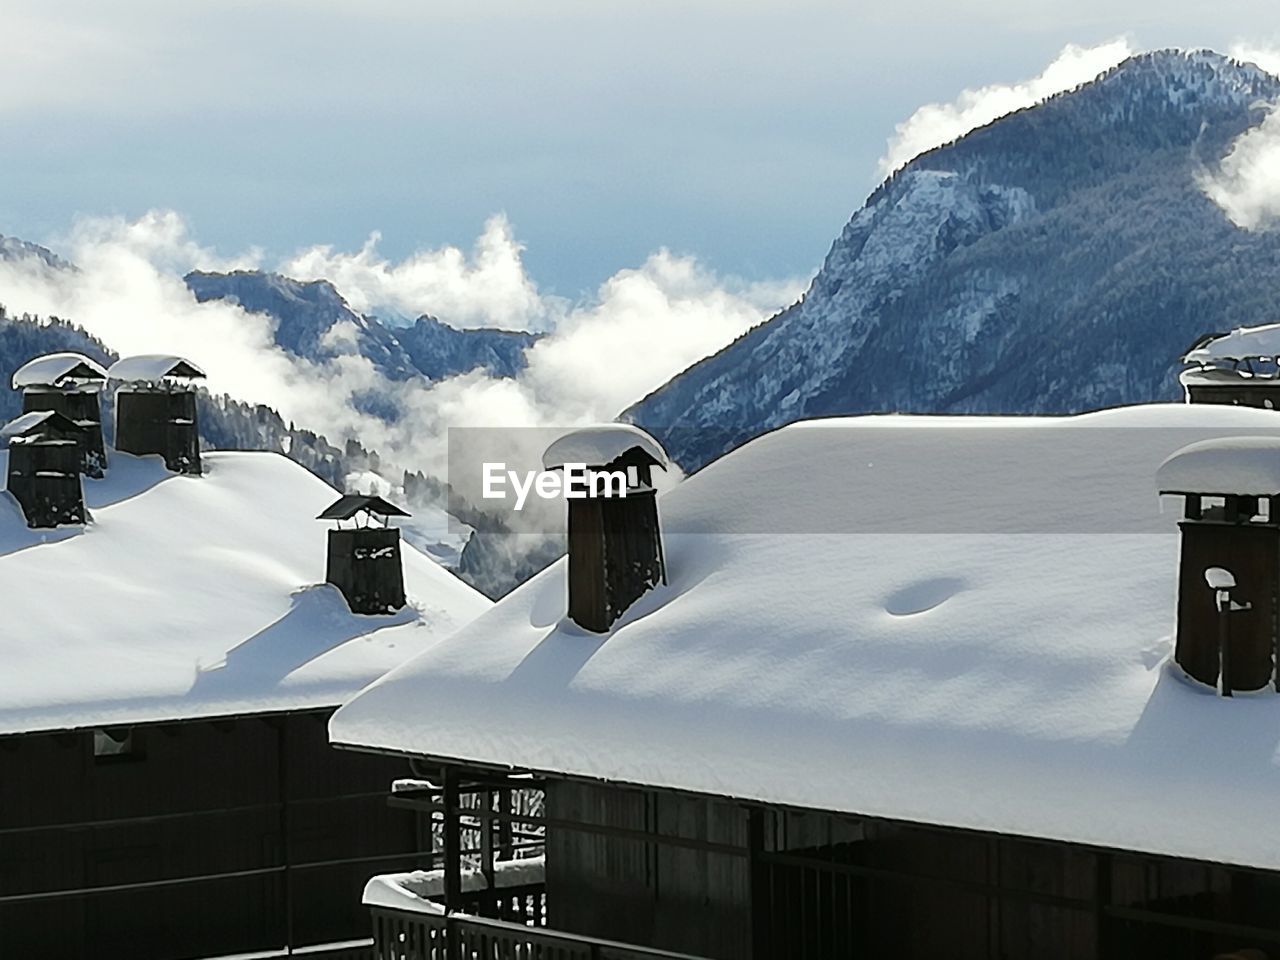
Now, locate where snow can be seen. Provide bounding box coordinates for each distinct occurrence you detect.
[107,354,206,382]
[362,856,546,915]
[1,410,69,440]
[541,424,669,471]
[1157,436,1280,494]
[333,403,1280,873]
[0,449,490,736]
[12,352,107,389]
[1184,322,1280,363]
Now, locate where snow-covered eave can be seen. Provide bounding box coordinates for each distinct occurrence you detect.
[4,700,360,741]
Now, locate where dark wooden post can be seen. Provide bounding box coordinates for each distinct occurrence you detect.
[1220,602,1234,697]
[747,806,769,960]
[442,766,461,911]
[495,786,511,861]
[275,718,295,956]
[480,787,496,910]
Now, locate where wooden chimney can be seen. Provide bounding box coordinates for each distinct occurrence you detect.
[317,494,410,614]
[2,411,87,528]
[1158,437,1280,695]
[12,353,109,477]
[108,355,206,475]
[543,425,668,633]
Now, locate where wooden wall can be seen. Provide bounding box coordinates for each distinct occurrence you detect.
[0,710,422,960]
[545,779,1280,960]
[545,780,750,960]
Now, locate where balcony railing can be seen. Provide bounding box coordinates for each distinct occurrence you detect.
[370,906,709,960]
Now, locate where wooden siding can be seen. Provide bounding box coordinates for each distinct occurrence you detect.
[546,780,749,960]
[114,389,201,474]
[1175,521,1279,691]
[22,388,107,477]
[567,490,664,633]
[0,710,421,959]
[544,778,1280,960]
[325,528,407,615]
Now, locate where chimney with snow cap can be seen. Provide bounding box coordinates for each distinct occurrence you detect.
[1180,325,1280,409]
[12,352,109,477]
[543,424,668,633]
[108,355,206,475]
[1158,437,1280,694]
[317,494,410,614]
[2,410,87,528]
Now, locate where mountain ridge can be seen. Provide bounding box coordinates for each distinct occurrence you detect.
[625,48,1280,470]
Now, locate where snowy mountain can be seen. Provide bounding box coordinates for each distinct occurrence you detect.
[626,50,1280,469]
[186,270,537,382]
[0,234,72,271]
[0,448,489,734]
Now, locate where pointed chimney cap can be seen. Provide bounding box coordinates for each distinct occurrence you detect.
[317,494,410,522]
[542,424,669,471]
[107,355,206,382]
[12,353,108,390]
[1158,436,1280,496]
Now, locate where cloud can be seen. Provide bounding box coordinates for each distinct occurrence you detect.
[878,38,1134,176]
[1229,43,1280,78]
[279,216,556,331]
[1197,45,1280,230]
[0,212,801,507]
[1200,103,1280,230]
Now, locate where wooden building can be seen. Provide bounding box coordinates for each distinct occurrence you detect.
[108,354,207,475]
[319,495,410,615]
[332,408,1280,960]
[0,445,490,959]
[12,351,110,477]
[2,409,87,528]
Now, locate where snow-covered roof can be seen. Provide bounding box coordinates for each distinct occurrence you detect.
[0,410,81,441]
[541,424,669,471]
[11,352,108,389]
[1184,323,1280,363]
[107,354,206,382]
[0,450,489,736]
[333,404,1280,873]
[1157,437,1280,494]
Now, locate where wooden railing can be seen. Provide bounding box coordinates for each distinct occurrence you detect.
[454,881,546,927]
[370,905,708,960]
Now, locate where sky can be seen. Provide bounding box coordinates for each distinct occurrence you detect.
[6,0,1280,299]
[7,1,1280,507]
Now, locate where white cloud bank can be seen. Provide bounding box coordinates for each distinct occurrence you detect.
[879,38,1134,176]
[0,212,801,489]
[280,216,555,331]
